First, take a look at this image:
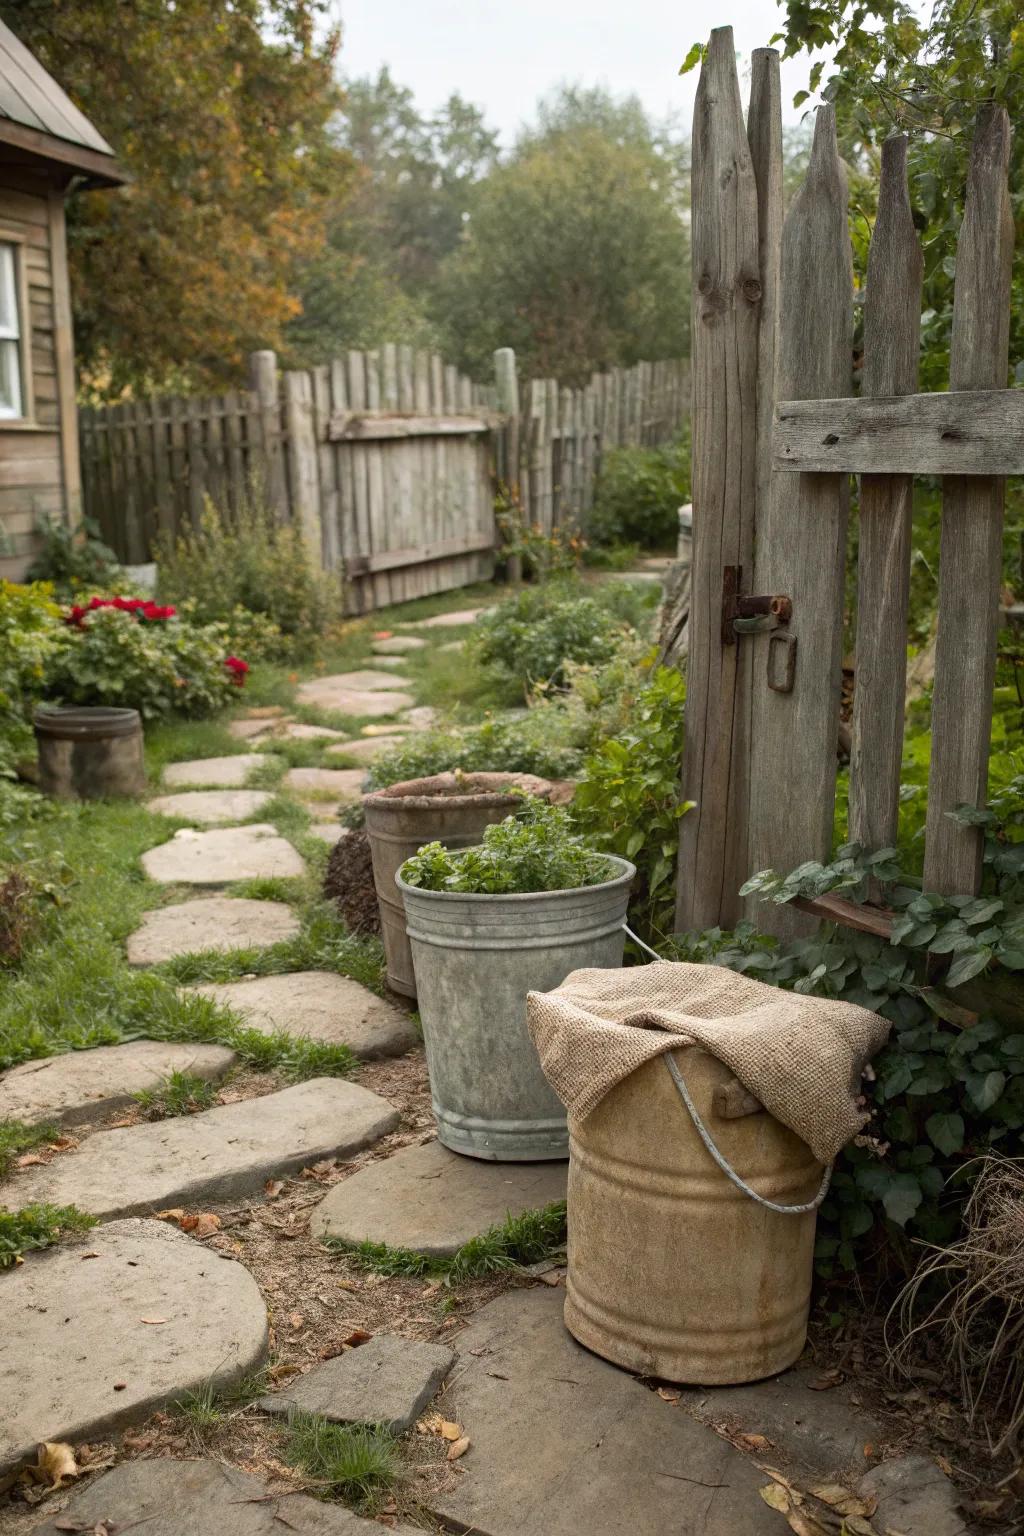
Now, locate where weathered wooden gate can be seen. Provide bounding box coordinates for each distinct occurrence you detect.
[677,26,1022,938]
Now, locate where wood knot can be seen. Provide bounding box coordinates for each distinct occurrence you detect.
[741,277,762,304]
[697,273,713,296]
[822,433,840,446]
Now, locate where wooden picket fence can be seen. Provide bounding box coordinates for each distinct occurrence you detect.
[678,26,1023,935]
[79,347,689,613]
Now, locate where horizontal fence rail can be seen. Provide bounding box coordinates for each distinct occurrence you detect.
[79,346,689,613]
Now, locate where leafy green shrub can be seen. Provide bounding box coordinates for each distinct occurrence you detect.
[473,581,637,693]
[589,434,690,549]
[0,1203,96,1269]
[401,797,614,895]
[496,489,585,579]
[366,710,585,791]
[155,490,336,656]
[572,665,690,943]
[46,604,241,719]
[24,516,125,600]
[0,581,62,778]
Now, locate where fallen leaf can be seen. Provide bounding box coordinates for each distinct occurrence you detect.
[809,1483,874,1518]
[656,1388,681,1404]
[738,1432,770,1450]
[335,1279,360,1293]
[16,1153,46,1167]
[289,1313,305,1331]
[760,1483,791,1513]
[342,1328,371,1347]
[841,1518,877,1536]
[36,1442,79,1487]
[178,1214,199,1233]
[447,1436,470,1461]
[269,1362,301,1381]
[785,1510,830,1536]
[265,1179,284,1198]
[440,1421,462,1441]
[155,1208,185,1223]
[80,1253,99,1261]
[380,1500,398,1515]
[807,1371,844,1391]
[416,1413,443,1435]
[191,1213,221,1238]
[863,1443,875,1459]
[935,1455,952,1477]
[140,1317,167,1325]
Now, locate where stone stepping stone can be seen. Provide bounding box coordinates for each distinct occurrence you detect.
[187,973,416,1059]
[0,1041,236,1128]
[142,824,305,885]
[284,766,366,802]
[295,681,414,717]
[0,1221,267,1476]
[313,1139,567,1257]
[860,1455,964,1536]
[163,753,265,787]
[424,1289,779,1536]
[373,635,426,653]
[259,1334,453,1434]
[278,721,348,741]
[35,1458,420,1536]
[325,735,405,763]
[148,788,273,825]
[127,896,300,966]
[403,705,438,729]
[310,822,344,846]
[305,669,411,693]
[228,717,274,741]
[371,656,410,670]
[399,607,483,629]
[0,1079,399,1221]
[362,722,414,736]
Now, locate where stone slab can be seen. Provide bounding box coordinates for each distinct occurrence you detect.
[0,1221,268,1474]
[228,717,276,741]
[373,635,426,653]
[148,788,273,825]
[187,972,417,1059]
[296,679,415,716]
[1,1079,399,1220]
[127,896,300,966]
[325,735,405,763]
[859,1455,967,1536]
[310,822,344,846]
[279,721,349,741]
[362,723,414,736]
[142,824,305,885]
[680,1365,883,1478]
[402,705,438,729]
[370,656,411,670]
[0,1040,237,1128]
[284,766,366,801]
[399,607,483,629]
[306,669,411,692]
[259,1334,454,1433]
[34,1457,420,1536]
[313,1139,567,1256]
[163,753,265,787]
[426,1289,779,1536]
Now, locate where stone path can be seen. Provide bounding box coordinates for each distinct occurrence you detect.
[127,895,300,964]
[258,1334,454,1433]
[163,753,266,787]
[427,1288,779,1536]
[0,1221,268,1474]
[283,766,366,801]
[373,634,425,653]
[0,1079,399,1219]
[0,1040,236,1127]
[35,1458,421,1535]
[148,787,273,824]
[187,972,417,1058]
[296,680,415,716]
[142,824,306,884]
[304,669,412,693]
[312,1139,568,1256]
[278,720,349,741]
[398,607,483,628]
[325,734,405,762]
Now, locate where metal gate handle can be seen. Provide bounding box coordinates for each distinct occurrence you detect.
[622,924,833,1215]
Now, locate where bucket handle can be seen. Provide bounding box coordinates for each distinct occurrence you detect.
[623,924,833,1216]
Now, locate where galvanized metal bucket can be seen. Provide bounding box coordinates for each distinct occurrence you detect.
[564,1044,823,1384]
[363,773,553,1000]
[34,706,145,800]
[397,854,634,1161]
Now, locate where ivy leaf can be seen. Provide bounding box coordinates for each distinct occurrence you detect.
[925,1111,964,1155]
[882,1173,923,1226]
[678,41,703,75]
[967,1070,1006,1113]
[946,946,993,988]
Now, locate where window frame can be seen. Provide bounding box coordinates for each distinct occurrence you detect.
[0,229,35,429]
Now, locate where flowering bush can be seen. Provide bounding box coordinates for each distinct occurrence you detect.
[47,601,245,720]
[495,490,585,579]
[0,581,63,781]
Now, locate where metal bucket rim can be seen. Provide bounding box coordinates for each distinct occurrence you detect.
[34,705,141,739]
[364,771,552,815]
[397,851,635,905]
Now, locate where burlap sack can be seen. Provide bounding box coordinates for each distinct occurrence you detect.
[527,961,890,1165]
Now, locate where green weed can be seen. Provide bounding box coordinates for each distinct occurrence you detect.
[283,1413,401,1506]
[134,1070,219,1118]
[0,1204,96,1269]
[328,1201,567,1283]
[0,1118,58,1177]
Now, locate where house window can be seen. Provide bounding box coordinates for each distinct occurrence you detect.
[0,242,24,420]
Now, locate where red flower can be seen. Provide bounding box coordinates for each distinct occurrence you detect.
[63,594,176,626]
[224,655,249,687]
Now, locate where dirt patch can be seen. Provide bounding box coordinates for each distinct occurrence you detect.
[323,826,381,936]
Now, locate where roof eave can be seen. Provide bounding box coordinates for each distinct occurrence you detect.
[0,117,127,187]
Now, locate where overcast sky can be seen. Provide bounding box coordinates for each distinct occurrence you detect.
[330,0,825,141]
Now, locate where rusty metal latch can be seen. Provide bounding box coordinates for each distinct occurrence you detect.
[721,566,793,646]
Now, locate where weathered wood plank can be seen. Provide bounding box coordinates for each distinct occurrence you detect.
[327,412,489,442]
[849,134,922,860]
[774,387,1024,475]
[747,49,782,552]
[924,106,1015,896]
[677,26,761,932]
[346,530,497,577]
[283,369,322,556]
[248,349,287,518]
[748,103,853,939]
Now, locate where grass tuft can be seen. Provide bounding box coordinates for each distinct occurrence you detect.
[134,1070,218,1118]
[0,1118,59,1177]
[284,1413,401,1507]
[327,1201,567,1284]
[0,1203,96,1269]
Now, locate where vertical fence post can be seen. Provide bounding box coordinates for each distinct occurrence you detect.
[924,106,1014,895]
[747,105,853,938]
[676,26,762,932]
[282,369,323,565]
[494,348,523,578]
[248,349,288,519]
